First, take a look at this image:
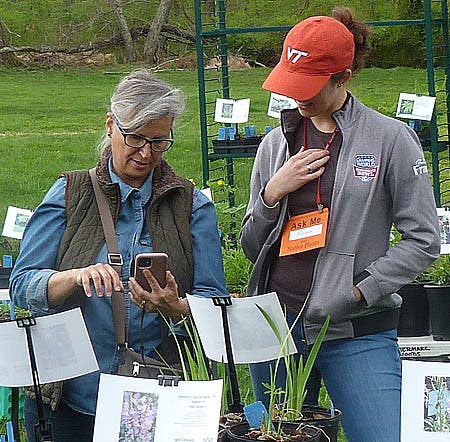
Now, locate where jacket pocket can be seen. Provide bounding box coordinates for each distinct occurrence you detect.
[305,250,361,323]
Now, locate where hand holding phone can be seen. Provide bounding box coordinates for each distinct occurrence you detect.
[133,253,168,292]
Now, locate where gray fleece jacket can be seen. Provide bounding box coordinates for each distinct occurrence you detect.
[240,94,440,344]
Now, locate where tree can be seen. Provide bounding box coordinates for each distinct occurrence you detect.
[0,18,21,65]
[144,0,174,63]
[109,0,136,62]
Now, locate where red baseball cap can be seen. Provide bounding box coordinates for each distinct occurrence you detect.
[263,16,355,101]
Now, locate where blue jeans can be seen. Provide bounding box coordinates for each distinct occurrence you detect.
[24,397,95,442]
[249,321,401,442]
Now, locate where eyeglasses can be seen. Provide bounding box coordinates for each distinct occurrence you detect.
[112,113,174,152]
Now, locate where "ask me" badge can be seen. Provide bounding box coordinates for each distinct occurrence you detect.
[279,208,329,256]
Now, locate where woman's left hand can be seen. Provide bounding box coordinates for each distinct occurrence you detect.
[129,270,188,319]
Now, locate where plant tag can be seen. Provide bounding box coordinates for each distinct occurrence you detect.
[244,401,269,429]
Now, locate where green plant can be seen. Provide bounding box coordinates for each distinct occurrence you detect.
[0,238,20,264]
[222,240,253,296]
[423,255,450,285]
[256,305,330,438]
[0,304,29,322]
[0,416,26,441]
[207,179,248,243]
[169,315,233,414]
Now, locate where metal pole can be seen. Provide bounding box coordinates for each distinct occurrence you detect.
[16,317,53,442]
[212,297,243,414]
[194,0,210,188]
[424,0,441,206]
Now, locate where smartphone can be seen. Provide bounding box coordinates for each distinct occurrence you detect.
[133,253,168,292]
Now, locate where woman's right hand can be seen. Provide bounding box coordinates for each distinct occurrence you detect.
[75,263,124,297]
[263,147,330,206]
[47,264,124,307]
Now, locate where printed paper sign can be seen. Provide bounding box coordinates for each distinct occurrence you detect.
[94,375,223,442]
[214,98,250,123]
[437,207,450,254]
[267,93,297,118]
[401,360,450,441]
[0,308,98,387]
[187,292,297,364]
[396,93,436,121]
[2,206,33,240]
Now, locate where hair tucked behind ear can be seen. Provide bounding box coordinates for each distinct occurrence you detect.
[97,68,185,155]
[332,7,372,75]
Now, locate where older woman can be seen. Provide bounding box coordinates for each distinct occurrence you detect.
[11,69,228,442]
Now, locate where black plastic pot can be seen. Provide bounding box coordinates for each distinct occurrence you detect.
[424,284,450,341]
[218,423,228,442]
[226,421,321,441]
[0,267,11,289]
[300,405,342,442]
[397,283,430,337]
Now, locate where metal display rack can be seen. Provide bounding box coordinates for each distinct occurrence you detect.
[194,0,450,209]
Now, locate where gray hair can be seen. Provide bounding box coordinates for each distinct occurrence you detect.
[98,68,185,153]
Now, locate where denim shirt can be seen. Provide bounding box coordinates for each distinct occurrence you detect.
[10,160,228,414]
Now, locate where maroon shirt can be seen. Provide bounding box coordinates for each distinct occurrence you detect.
[267,118,342,313]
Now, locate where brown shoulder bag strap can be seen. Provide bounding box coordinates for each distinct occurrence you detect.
[88,168,127,347]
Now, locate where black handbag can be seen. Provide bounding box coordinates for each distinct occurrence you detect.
[117,347,183,378]
[89,168,186,379]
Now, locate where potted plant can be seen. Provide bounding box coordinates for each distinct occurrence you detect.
[397,273,431,338]
[423,255,450,341]
[390,227,431,337]
[265,313,340,442]
[169,316,247,441]
[226,311,331,442]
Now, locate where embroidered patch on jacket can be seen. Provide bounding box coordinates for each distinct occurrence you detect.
[353,155,378,182]
[412,158,428,175]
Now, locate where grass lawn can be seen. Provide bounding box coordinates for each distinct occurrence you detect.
[0,65,437,442]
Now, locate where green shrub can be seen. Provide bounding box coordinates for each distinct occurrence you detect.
[222,240,253,297]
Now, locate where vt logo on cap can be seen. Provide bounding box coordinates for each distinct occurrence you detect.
[263,16,355,102]
[287,47,309,63]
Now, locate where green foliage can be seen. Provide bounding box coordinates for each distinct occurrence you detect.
[180,317,211,382]
[0,0,437,68]
[369,25,426,69]
[283,317,330,421]
[256,304,330,435]
[222,241,253,296]
[423,255,450,285]
[0,416,26,440]
[170,315,243,414]
[0,238,19,264]
[0,303,29,322]
[389,226,402,247]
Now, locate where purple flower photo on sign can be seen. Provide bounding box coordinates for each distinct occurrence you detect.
[119,390,159,441]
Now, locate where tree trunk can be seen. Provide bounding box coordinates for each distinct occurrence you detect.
[0,18,22,65]
[109,0,136,62]
[144,0,174,63]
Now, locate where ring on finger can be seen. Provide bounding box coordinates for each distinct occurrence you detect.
[140,300,146,309]
[306,164,313,174]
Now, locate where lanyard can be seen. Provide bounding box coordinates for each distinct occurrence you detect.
[303,118,338,212]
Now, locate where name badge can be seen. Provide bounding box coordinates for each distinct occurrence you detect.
[279,208,329,256]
